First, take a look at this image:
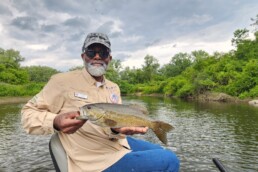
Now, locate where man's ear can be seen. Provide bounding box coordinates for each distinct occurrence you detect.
[109,55,112,61]
[81,53,85,59]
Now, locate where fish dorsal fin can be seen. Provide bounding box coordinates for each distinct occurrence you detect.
[128,104,149,115]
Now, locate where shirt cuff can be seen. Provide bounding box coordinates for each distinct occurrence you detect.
[43,112,58,134]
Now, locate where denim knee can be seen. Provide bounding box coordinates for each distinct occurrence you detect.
[164,150,180,172]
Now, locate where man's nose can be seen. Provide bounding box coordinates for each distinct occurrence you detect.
[93,52,101,59]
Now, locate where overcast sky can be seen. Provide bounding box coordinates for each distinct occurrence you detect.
[1,0,257,71]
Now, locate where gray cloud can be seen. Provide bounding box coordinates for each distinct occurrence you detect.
[11,0,46,19]
[1,0,258,71]
[0,3,12,16]
[114,53,131,62]
[41,24,59,33]
[63,17,86,28]
[11,16,39,31]
[96,21,122,38]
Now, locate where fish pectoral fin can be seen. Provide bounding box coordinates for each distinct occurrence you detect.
[104,118,117,127]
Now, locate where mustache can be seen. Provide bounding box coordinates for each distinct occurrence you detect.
[89,61,106,65]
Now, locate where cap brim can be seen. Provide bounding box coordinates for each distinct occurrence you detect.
[84,41,110,50]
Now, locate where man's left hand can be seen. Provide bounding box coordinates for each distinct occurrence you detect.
[112,127,148,135]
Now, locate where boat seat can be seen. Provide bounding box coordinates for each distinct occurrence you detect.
[49,133,68,172]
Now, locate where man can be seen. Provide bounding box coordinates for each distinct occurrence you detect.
[21,32,179,172]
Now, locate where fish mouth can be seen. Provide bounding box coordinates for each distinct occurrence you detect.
[80,106,104,121]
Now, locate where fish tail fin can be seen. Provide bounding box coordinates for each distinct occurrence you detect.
[152,121,174,145]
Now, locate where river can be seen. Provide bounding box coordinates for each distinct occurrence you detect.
[0,96,257,172]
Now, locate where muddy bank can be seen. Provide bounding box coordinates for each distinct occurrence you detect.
[0,96,31,105]
[195,92,246,103]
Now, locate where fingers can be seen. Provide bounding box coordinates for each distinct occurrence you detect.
[54,111,86,134]
[65,111,80,119]
[116,127,148,135]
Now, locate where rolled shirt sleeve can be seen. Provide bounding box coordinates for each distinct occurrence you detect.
[21,75,64,135]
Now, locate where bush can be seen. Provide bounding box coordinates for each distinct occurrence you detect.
[118,81,134,94]
[163,76,194,97]
[0,82,45,96]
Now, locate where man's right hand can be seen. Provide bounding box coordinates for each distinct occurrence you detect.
[53,111,86,134]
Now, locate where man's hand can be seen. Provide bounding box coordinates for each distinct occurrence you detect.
[112,127,148,135]
[53,111,86,134]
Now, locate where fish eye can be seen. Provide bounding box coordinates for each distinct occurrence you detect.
[87,106,91,109]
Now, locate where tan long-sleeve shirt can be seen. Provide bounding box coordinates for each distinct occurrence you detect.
[21,69,131,172]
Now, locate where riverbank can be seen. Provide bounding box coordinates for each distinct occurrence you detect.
[127,91,258,107]
[1,92,257,107]
[0,96,31,105]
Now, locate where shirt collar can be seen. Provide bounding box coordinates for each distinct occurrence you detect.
[82,68,106,87]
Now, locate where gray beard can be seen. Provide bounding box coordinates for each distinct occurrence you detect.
[84,61,107,77]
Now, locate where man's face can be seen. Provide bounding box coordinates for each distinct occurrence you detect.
[81,43,112,77]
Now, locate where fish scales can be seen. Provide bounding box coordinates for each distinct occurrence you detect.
[78,103,174,144]
[103,110,153,128]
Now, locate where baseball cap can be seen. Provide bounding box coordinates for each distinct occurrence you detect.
[82,32,111,53]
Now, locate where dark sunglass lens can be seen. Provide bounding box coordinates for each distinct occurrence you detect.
[86,50,95,58]
[85,49,109,59]
[99,50,109,59]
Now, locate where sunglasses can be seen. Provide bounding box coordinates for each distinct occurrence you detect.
[85,49,110,59]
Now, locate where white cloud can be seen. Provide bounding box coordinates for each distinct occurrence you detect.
[26,44,49,50]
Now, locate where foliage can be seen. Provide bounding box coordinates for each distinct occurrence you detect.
[0,48,25,68]
[0,48,29,84]
[1,14,258,99]
[69,66,84,71]
[231,29,249,46]
[118,80,134,95]
[160,53,192,77]
[163,76,194,98]
[141,55,160,83]
[24,66,60,82]
[0,82,45,96]
[105,59,122,84]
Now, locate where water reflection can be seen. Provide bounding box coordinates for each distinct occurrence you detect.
[0,103,54,172]
[124,96,258,172]
[0,97,257,172]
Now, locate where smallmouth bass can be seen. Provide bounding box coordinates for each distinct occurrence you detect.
[77,103,174,145]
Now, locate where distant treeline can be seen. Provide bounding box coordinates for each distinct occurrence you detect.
[1,15,258,99]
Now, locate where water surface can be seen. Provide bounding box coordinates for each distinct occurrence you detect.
[0,96,257,172]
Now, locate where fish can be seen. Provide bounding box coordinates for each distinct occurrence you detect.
[77,103,174,145]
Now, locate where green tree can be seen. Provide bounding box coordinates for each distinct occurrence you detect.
[24,66,60,82]
[231,29,249,47]
[105,59,122,83]
[0,48,29,84]
[0,48,25,68]
[251,14,258,32]
[141,55,160,83]
[160,53,192,77]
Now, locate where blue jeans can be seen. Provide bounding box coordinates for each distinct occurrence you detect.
[104,137,180,172]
